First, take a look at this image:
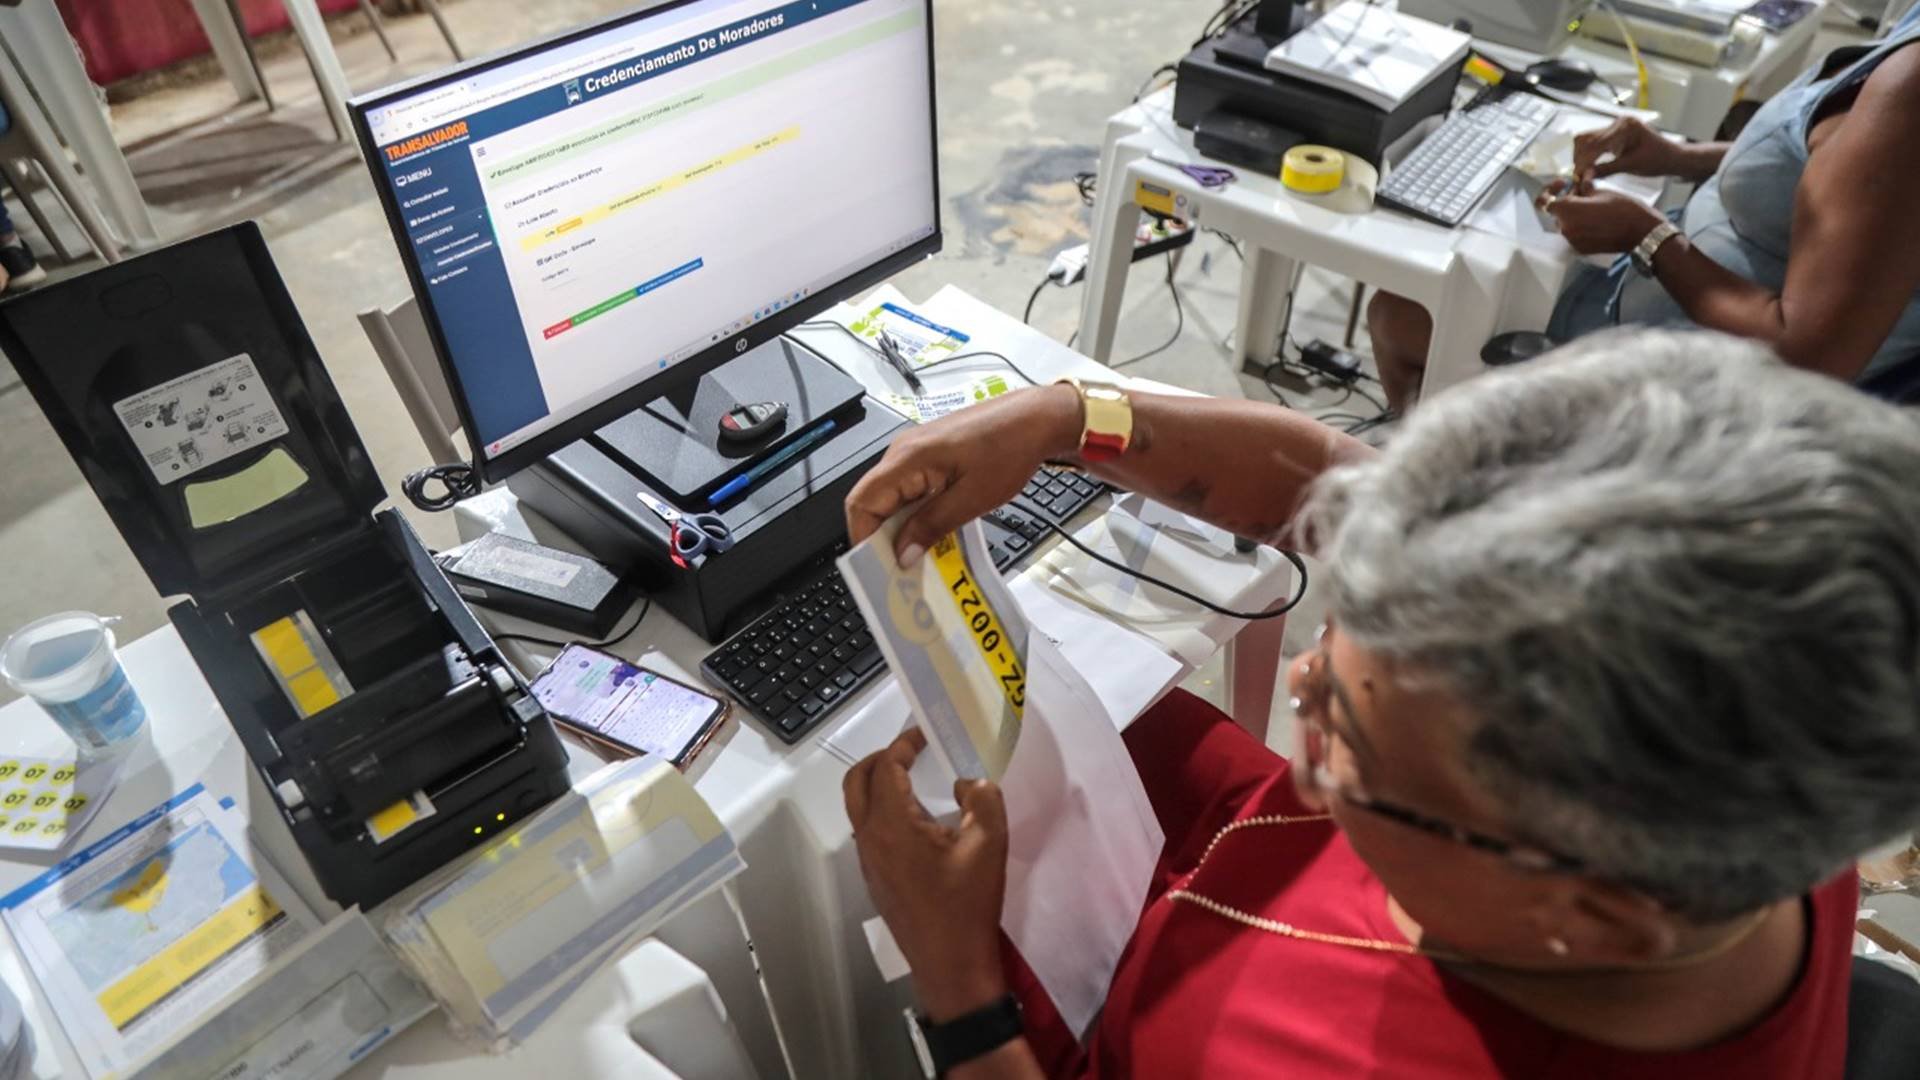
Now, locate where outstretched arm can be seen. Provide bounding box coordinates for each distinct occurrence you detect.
[846,383,1373,563]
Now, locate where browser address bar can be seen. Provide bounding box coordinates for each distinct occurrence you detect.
[373,40,644,143]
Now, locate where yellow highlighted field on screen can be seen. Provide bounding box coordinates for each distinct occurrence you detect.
[96,884,281,1029]
[517,127,799,253]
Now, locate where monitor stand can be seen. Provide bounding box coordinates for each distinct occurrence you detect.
[588,336,868,504]
[506,335,912,643]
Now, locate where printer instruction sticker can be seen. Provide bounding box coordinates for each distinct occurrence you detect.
[113,353,290,484]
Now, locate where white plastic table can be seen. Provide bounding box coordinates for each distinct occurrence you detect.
[1476,0,1828,142]
[1081,89,1589,399]
[0,289,1296,1078]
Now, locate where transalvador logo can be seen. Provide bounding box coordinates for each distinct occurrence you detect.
[735,339,748,353]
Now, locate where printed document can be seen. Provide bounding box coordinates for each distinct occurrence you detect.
[0,786,315,1079]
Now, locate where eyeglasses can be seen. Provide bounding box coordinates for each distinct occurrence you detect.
[1295,631,1587,875]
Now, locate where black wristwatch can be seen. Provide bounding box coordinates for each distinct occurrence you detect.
[904,994,1023,1078]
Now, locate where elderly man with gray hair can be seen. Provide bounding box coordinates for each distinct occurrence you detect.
[838,328,1920,1079]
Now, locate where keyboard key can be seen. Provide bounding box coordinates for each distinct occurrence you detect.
[748,683,776,705]
[851,645,883,674]
[782,684,805,702]
[831,644,853,663]
[816,684,841,704]
[801,699,822,716]
[850,630,872,650]
[826,626,849,644]
[800,671,824,688]
[772,643,795,660]
[775,663,802,684]
[833,670,858,690]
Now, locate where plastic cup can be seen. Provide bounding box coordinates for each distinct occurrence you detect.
[1,612,148,753]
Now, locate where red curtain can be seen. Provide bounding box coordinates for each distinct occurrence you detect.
[53,0,364,85]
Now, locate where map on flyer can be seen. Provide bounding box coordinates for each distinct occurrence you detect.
[47,820,280,1025]
[0,785,314,1078]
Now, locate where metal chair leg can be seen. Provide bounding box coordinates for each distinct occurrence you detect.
[2,160,75,264]
[1345,282,1366,349]
[356,0,400,62]
[418,0,466,60]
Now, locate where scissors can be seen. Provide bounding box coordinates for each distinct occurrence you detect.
[1149,150,1235,188]
[636,492,735,567]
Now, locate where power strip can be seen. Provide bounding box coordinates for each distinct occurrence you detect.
[1048,218,1196,287]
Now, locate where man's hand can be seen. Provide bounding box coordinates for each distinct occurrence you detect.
[844,729,1011,1021]
[846,384,1082,566]
[1541,182,1668,256]
[1573,117,1680,183]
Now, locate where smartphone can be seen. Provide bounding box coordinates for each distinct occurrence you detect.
[529,644,728,767]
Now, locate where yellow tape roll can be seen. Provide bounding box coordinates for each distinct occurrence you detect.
[1282,145,1346,195]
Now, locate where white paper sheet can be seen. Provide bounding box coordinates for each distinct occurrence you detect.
[998,636,1164,1036]
[0,786,316,1079]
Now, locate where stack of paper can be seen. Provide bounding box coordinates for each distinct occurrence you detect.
[381,757,744,1049]
[0,786,317,1079]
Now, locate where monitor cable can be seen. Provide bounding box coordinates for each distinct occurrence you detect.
[1013,507,1309,620]
[403,461,483,512]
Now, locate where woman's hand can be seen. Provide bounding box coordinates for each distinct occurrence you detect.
[846,384,1082,566]
[845,729,1012,1020]
[1541,183,1668,256]
[1573,118,1680,183]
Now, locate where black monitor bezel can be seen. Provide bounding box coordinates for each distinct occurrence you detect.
[349,0,941,485]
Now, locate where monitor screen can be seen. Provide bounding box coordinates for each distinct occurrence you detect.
[352,0,938,478]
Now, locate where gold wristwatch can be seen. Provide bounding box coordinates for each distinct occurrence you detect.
[1055,377,1134,463]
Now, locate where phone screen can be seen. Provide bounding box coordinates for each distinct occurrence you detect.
[530,645,725,764]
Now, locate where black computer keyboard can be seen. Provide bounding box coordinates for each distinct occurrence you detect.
[700,466,1107,744]
[1376,84,1557,229]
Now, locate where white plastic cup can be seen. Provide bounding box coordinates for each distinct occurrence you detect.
[1,612,148,752]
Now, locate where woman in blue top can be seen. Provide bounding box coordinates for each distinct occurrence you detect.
[0,99,48,293]
[1369,10,1920,411]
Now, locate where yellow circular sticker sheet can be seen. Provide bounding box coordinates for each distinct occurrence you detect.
[0,755,100,851]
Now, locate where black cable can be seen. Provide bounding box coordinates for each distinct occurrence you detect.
[403,461,483,512]
[1024,276,1050,325]
[1073,171,1098,207]
[492,597,652,652]
[1113,255,1184,369]
[1030,514,1308,620]
[794,321,1042,388]
[919,350,1041,386]
[1133,62,1180,103]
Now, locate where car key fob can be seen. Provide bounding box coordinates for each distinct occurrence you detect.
[718,401,788,444]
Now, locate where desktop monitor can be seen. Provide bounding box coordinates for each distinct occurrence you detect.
[351,0,939,482]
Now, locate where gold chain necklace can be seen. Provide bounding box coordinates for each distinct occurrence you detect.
[1163,813,1461,961]
[1164,814,1772,972]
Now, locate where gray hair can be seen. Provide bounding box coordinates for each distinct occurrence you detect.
[1306,329,1920,922]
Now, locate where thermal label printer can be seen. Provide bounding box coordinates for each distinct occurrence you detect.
[0,224,573,910]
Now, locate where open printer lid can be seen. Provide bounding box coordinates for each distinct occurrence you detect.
[0,223,386,601]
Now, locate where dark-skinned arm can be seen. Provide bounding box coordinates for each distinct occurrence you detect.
[845,383,1374,561]
[1564,52,1920,380]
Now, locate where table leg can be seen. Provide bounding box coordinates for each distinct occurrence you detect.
[187,0,268,105]
[0,3,158,247]
[1419,253,1506,399]
[1225,614,1288,746]
[280,0,357,145]
[1233,245,1298,377]
[1079,144,1145,363]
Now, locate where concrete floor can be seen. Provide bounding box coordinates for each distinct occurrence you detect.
[0,0,1371,725]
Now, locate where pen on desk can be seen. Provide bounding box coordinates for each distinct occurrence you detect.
[877,332,925,395]
[709,420,839,507]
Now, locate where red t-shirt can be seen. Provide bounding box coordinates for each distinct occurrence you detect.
[1009,692,1854,1079]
